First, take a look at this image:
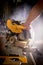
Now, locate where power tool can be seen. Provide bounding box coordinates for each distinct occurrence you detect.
[6,19,26,34]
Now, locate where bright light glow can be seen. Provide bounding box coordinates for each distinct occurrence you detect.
[30,25,35,40]
[29,13,43,53]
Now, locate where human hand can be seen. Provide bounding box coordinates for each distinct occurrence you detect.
[22,23,31,30]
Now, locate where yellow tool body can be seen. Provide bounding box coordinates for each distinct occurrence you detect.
[6,19,26,33]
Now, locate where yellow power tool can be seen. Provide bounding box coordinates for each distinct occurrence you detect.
[6,19,26,33]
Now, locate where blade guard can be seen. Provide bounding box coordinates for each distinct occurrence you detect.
[6,19,26,33]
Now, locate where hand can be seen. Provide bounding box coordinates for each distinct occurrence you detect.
[22,23,31,30]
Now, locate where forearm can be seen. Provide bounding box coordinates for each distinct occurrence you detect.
[26,0,43,25]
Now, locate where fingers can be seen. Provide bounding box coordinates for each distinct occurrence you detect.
[17,25,26,29]
[22,23,31,30]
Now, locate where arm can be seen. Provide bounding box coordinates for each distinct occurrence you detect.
[25,0,43,26]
